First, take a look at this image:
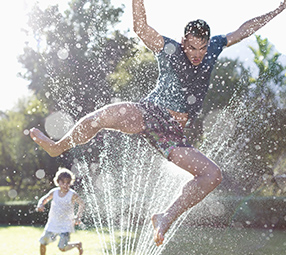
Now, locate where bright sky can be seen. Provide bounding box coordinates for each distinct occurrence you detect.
[1,0,286,111]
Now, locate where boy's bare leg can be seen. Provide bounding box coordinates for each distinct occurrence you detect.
[78,242,83,255]
[40,244,46,255]
[151,147,222,246]
[30,103,145,157]
[59,242,83,254]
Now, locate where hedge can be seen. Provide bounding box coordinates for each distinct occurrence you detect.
[0,202,49,226]
[1,197,286,228]
[184,196,286,229]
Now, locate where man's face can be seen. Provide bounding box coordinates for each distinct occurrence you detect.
[182,34,209,66]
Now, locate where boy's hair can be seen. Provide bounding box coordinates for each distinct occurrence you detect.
[184,19,210,42]
[53,167,75,186]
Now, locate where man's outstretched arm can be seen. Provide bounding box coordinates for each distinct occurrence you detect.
[226,0,286,47]
[132,0,164,53]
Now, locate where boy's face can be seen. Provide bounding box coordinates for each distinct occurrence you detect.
[58,178,71,192]
[182,34,209,66]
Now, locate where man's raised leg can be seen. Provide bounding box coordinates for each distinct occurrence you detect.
[30,102,145,157]
[151,147,222,246]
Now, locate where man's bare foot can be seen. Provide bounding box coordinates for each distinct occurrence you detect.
[78,242,83,255]
[29,128,63,157]
[151,213,171,246]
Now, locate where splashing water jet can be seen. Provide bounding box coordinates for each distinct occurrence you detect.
[40,91,275,254]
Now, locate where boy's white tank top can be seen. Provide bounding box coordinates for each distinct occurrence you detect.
[45,187,75,233]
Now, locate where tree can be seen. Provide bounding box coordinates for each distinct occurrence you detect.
[18,0,136,118]
[16,1,140,189]
[189,57,251,144]
[247,35,286,163]
[204,57,250,113]
[211,35,286,195]
[249,35,286,108]
[0,97,59,199]
[108,46,158,101]
[247,36,286,195]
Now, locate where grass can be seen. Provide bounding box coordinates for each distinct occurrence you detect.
[1,225,286,254]
[1,225,102,255]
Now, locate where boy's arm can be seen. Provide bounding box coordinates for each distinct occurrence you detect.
[132,0,164,53]
[36,191,53,212]
[73,193,85,224]
[226,1,286,47]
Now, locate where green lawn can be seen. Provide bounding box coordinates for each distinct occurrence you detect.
[1,225,102,255]
[1,225,286,254]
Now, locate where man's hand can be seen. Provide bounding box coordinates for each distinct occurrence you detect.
[132,0,164,53]
[226,0,286,47]
[281,0,286,9]
[278,0,286,12]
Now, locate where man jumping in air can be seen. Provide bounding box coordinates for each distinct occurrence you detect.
[30,0,286,247]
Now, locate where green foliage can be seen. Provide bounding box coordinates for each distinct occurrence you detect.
[224,36,286,195]
[108,46,158,101]
[9,0,286,204]
[249,35,286,107]
[0,98,59,199]
[205,57,250,113]
[18,0,136,117]
[247,35,286,165]
[185,57,251,145]
[9,0,139,202]
[186,36,286,196]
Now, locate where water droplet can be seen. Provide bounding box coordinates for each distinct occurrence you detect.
[91,120,98,128]
[23,129,29,136]
[255,145,261,150]
[83,2,91,9]
[187,95,196,105]
[119,107,126,115]
[57,48,69,60]
[35,169,45,179]
[203,110,236,138]
[208,201,225,216]
[8,189,17,199]
[90,163,99,173]
[111,97,122,104]
[164,43,176,55]
[44,111,74,140]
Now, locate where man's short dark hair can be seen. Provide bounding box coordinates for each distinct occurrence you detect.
[184,19,210,42]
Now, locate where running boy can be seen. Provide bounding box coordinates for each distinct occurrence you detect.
[36,167,85,255]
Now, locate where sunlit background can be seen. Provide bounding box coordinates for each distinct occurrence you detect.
[1,0,286,111]
[1,1,286,254]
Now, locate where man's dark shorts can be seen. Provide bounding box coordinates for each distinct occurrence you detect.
[137,100,193,159]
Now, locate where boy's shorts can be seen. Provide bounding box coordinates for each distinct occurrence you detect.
[138,100,192,159]
[39,231,70,249]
